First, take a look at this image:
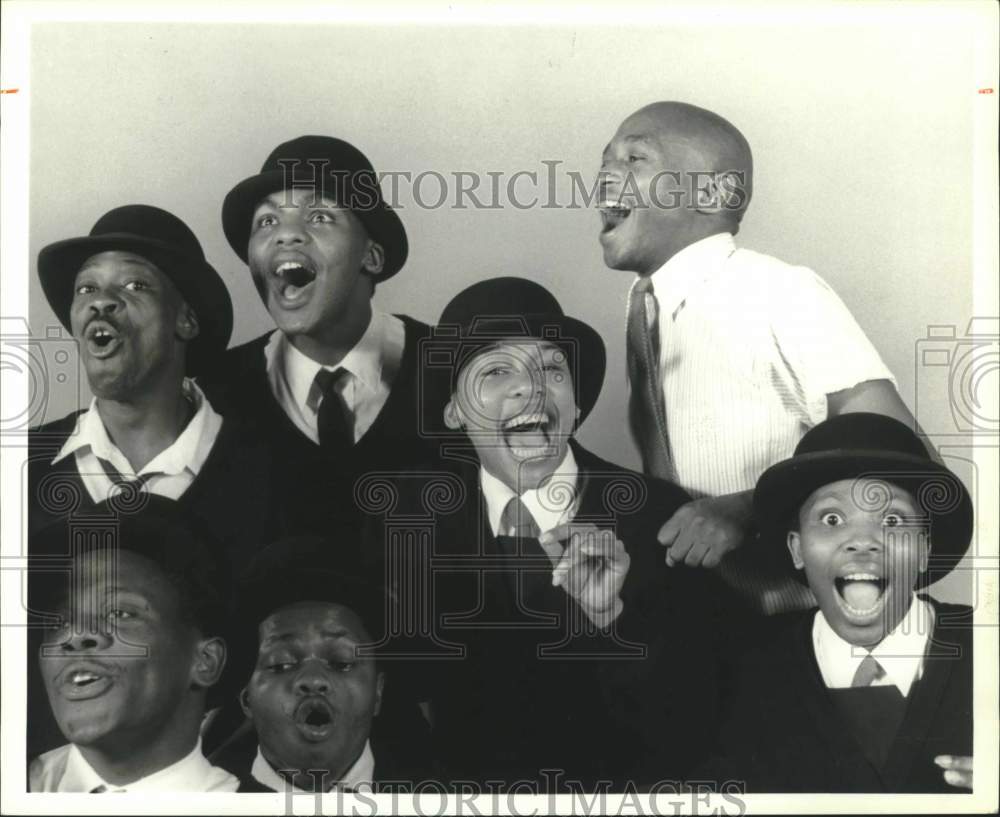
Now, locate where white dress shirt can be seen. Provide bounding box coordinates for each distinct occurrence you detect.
[480,447,580,537]
[29,739,238,792]
[812,595,933,697]
[250,741,375,793]
[263,309,405,445]
[631,232,896,499]
[51,378,222,502]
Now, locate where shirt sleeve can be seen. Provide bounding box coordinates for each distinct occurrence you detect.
[766,265,897,427]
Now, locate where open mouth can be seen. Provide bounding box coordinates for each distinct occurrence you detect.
[834,572,888,620]
[501,411,559,460]
[598,198,633,234]
[57,663,115,701]
[293,697,335,742]
[272,260,317,305]
[84,321,123,359]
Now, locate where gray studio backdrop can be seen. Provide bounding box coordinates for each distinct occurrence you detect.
[26,21,982,602]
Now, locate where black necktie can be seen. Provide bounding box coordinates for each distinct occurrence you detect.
[626,276,673,480]
[315,368,352,450]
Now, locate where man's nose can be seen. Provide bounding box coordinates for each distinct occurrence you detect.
[56,621,114,652]
[87,290,123,317]
[275,216,308,246]
[845,529,883,554]
[295,661,332,695]
[509,368,545,399]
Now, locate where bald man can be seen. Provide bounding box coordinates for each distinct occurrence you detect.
[599,102,932,613]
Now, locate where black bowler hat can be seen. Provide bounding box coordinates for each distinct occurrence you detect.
[37,205,233,375]
[222,535,393,692]
[435,277,606,425]
[221,135,408,279]
[754,413,974,578]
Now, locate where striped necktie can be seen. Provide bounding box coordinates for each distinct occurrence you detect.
[626,276,673,480]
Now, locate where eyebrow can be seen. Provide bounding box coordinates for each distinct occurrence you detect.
[261,629,353,646]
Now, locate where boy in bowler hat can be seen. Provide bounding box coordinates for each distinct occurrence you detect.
[28,204,282,759]
[212,537,429,792]
[198,136,441,536]
[28,497,237,792]
[702,413,974,792]
[399,277,747,787]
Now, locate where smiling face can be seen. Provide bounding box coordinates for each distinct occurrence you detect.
[444,341,580,491]
[597,103,752,275]
[242,601,384,791]
[247,188,384,357]
[788,478,930,647]
[39,550,205,754]
[69,251,197,400]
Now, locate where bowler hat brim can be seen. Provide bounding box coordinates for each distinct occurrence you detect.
[37,233,233,377]
[754,449,974,579]
[221,170,408,279]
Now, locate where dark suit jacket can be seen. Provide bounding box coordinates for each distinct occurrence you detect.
[379,441,751,788]
[702,597,973,792]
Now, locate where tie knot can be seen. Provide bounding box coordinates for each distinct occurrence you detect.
[500,496,540,539]
[633,275,654,296]
[851,654,887,688]
[315,366,348,396]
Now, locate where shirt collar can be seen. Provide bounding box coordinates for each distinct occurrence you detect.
[273,310,388,413]
[59,738,224,792]
[480,446,579,536]
[646,231,736,319]
[251,741,375,793]
[812,594,932,696]
[52,379,221,479]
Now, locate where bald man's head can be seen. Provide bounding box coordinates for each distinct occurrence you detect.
[598,101,754,274]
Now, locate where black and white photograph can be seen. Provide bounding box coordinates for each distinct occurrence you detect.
[1,1,997,813]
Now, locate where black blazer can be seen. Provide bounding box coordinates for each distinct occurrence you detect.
[703,597,973,793]
[377,441,751,788]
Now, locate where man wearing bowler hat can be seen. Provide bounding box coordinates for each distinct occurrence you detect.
[701,413,974,792]
[28,204,282,759]
[199,136,439,537]
[390,277,747,786]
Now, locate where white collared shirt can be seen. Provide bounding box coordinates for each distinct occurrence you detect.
[250,741,375,793]
[812,595,933,697]
[52,378,222,502]
[480,447,580,537]
[631,232,896,498]
[264,309,405,444]
[29,739,238,792]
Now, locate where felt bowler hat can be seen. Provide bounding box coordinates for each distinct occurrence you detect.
[221,135,408,278]
[221,535,394,693]
[754,413,973,578]
[37,205,233,375]
[435,277,606,425]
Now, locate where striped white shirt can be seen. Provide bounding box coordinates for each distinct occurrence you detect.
[632,232,896,500]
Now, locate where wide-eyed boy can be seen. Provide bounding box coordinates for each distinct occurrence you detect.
[702,413,974,792]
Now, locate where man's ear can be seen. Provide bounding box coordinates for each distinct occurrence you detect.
[176,302,201,342]
[443,398,463,430]
[694,171,741,216]
[191,636,226,690]
[787,531,805,571]
[360,240,386,280]
[238,687,253,720]
[373,672,385,718]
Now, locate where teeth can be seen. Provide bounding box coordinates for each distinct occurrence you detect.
[275,262,307,275]
[503,412,547,431]
[844,573,881,582]
[598,199,631,211]
[71,671,99,685]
